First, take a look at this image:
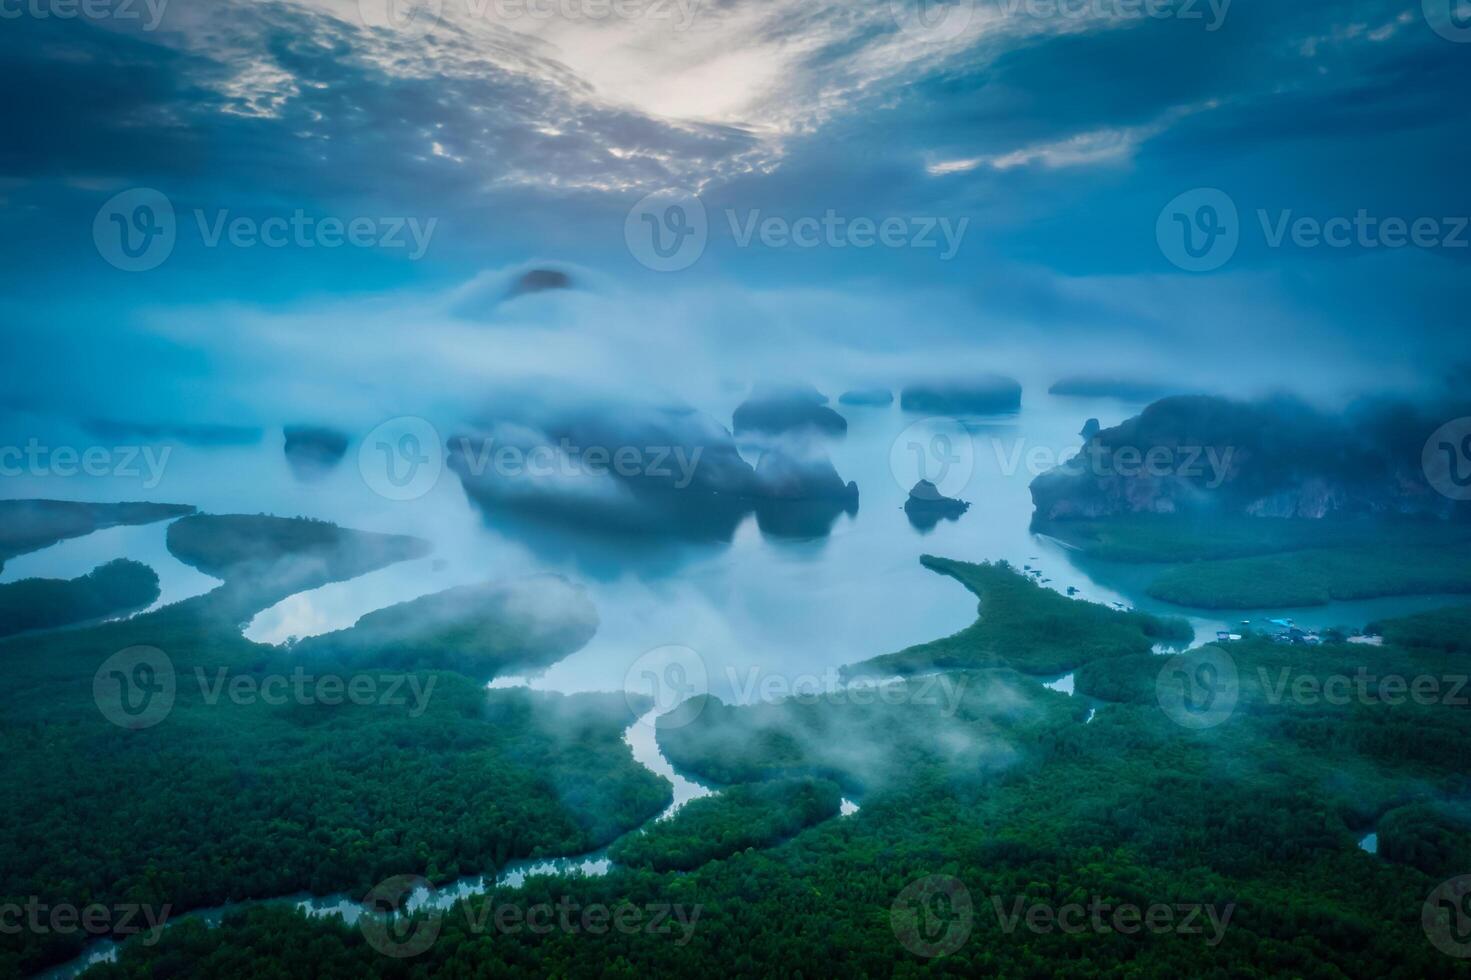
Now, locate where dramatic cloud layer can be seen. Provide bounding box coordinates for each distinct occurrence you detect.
[2,0,1468,425]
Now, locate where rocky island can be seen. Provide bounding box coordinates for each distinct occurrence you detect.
[900,375,1022,415]
[283,425,350,480]
[733,384,847,438]
[903,480,970,532]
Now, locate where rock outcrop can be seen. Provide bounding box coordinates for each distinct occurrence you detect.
[507,268,574,298]
[450,401,860,543]
[904,480,970,532]
[283,425,349,480]
[901,376,1022,415]
[754,449,859,502]
[733,384,847,437]
[1031,395,1468,522]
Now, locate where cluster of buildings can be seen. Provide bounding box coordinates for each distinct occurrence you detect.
[1215,618,1331,646]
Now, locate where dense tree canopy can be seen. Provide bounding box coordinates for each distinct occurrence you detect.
[0,558,159,637]
[4,512,1469,978]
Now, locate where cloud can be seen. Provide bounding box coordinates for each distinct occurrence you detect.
[929,123,1157,173]
[1,0,1468,400]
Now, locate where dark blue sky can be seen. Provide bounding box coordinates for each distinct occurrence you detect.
[3,0,1469,427]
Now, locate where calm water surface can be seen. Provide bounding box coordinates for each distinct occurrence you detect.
[7,394,1455,697]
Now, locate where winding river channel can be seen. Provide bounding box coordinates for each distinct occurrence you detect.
[40,703,859,979]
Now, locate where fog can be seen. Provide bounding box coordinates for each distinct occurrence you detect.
[3,262,1449,469]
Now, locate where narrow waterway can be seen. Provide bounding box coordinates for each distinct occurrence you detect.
[36,701,828,979]
[0,520,218,617]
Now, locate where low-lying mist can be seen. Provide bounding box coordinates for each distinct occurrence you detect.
[3,262,1451,458]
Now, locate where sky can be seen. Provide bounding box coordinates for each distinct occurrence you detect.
[2,0,1470,430]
